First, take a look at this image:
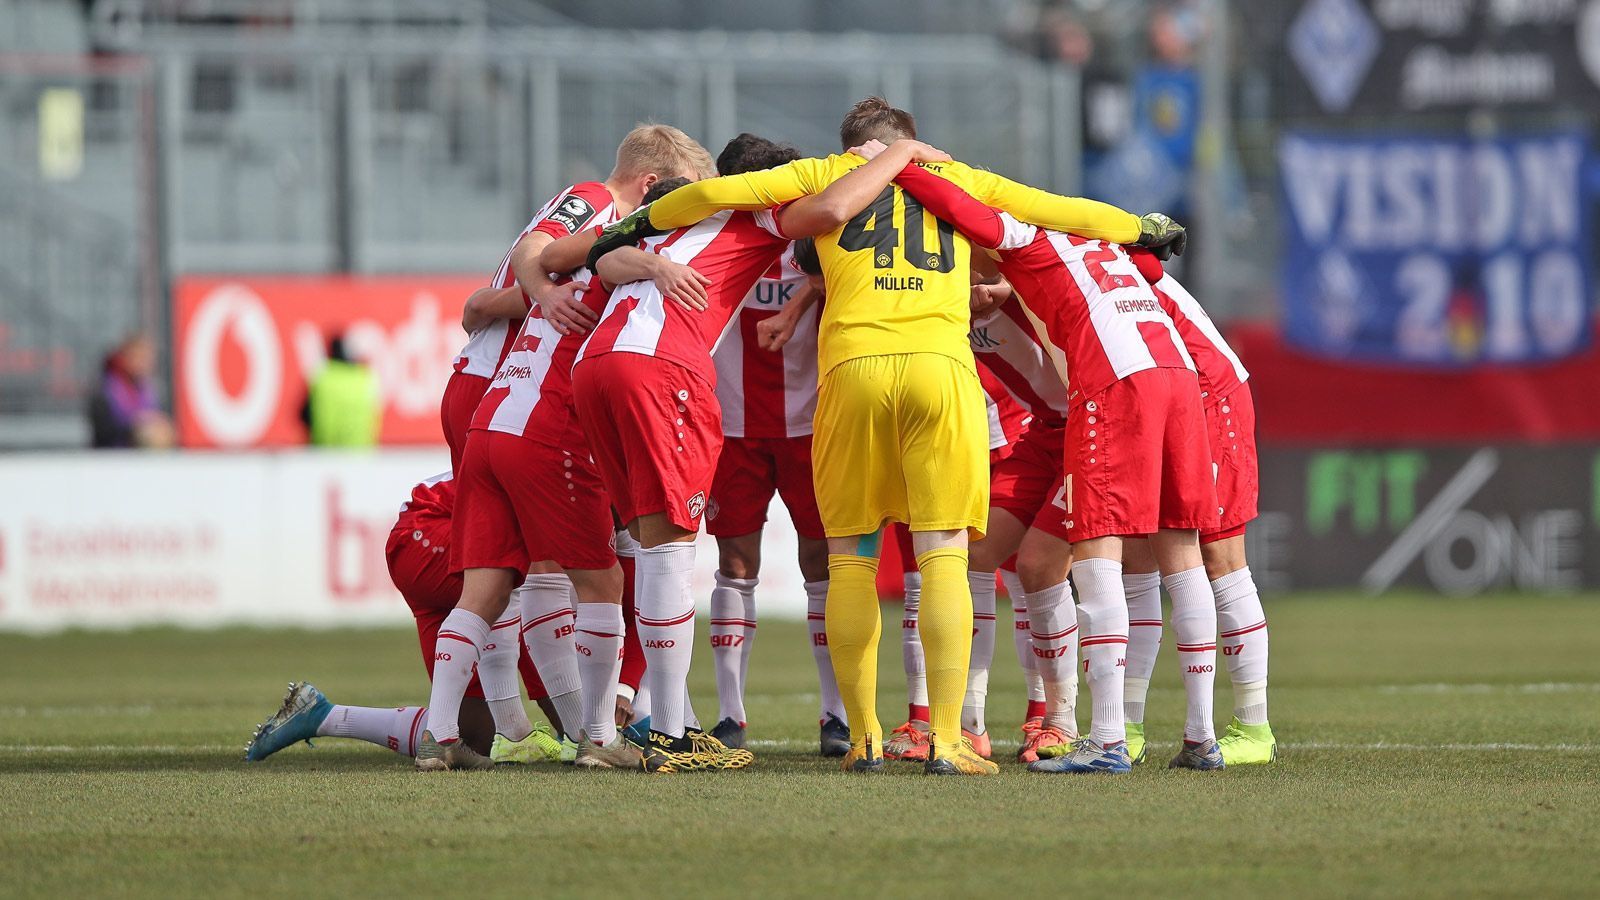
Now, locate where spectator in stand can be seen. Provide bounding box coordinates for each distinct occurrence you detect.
[88,333,174,449]
[303,333,381,447]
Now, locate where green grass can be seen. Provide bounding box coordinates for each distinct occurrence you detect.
[2,593,1599,898]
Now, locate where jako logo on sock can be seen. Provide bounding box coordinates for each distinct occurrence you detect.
[643,639,676,649]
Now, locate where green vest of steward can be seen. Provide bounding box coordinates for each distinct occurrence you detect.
[309,360,381,447]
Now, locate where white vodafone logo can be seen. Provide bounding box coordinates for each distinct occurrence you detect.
[184,283,283,447]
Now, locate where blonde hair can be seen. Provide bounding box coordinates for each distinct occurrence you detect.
[612,123,717,181]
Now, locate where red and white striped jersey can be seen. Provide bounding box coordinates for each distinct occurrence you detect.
[577,209,790,387]
[452,182,619,379]
[397,471,455,520]
[991,213,1194,407]
[471,271,611,447]
[1149,273,1249,406]
[968,300,1070,428]
[980,366,1033,452]
[712,245,819,439]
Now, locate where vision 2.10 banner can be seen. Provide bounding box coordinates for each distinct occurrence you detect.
[1278,130,1594,365]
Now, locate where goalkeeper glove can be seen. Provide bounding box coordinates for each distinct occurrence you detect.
[586,206,666,271]
[1136,212,1187,260]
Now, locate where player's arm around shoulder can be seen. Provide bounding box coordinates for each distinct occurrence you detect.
[951,163,1138,243]
[460,285,527,334]
[646,157,834,230]
[776,140,951,238]
[594,247,712,313]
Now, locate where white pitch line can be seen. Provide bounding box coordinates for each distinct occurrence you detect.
[1376,683,1600,695]
[0,705,155,718]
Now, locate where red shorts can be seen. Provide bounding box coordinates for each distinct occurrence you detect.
[1201,382,1259,544]
[706,434,826,540]
[572,353,722,533]
[440,371,491,473]
[451,429,617,573]
[1064,367,1219,542]
[989,422,1070,541]
[386,509,545,699]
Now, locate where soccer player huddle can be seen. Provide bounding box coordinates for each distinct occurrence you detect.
[246,97,1276,776]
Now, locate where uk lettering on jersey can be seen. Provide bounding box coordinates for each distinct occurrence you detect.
[968,300,1070,428]
[1149,274,1249,405]
[979,367,1032,451]
[713,245,819,439]
[452,182,618,379]
[577,209,790,387]
[991,213,1194,406]
[398,471,455,518]
[472,270,611,448]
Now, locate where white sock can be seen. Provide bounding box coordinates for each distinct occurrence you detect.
[1001,570,1046,706]
[963,570,997,734]
[636,542,697,738]
[517,572,582,741]
[631,684,652,723]
[1123,571,1163,725]
[573,601,625,745]
[806,579,846,723]
[317,705,428,756]
[901,571,927,712]
[478,596,532,741]
[1213,566,1270,725]
[1071,558,1128,746]
[683,685,701,731]
[1164,566,1218,742]
[709,572,757,725]
[1026,579,1080,735]
[424,608,489,743]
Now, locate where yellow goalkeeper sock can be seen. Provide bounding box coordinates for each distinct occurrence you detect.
[915,546,974,749]
[826,554,883,749]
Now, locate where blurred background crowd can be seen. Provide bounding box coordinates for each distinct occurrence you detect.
[1,0,1597,624]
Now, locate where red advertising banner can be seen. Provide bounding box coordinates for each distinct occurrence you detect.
[174,276,484,448]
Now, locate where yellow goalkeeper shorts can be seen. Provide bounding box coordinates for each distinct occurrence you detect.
[812,352,990,539]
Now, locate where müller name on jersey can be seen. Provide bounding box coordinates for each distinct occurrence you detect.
[874,274,925,291]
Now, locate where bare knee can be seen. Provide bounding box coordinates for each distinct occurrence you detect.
[1015,530,1071,593]
[1122,537,1158,575]
[1201,534,1248,582]
[717,532,762,580]
[796,536,829,583]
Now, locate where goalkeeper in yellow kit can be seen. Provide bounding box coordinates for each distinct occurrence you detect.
[590,98,1186,774]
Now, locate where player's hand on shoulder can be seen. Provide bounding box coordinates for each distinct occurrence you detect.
[1136,212,1187,260]
[898,139,952,164]
[848,139,889,160]
[531,279,595,336]
[652,258,713,313]
[585,206,665,271]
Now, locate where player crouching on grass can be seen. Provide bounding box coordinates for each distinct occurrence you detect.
[889,160,1223,773]
[246,472,562,764]
[567,133,942,772]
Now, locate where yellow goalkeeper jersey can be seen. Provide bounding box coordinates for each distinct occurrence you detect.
[647,154,1140,375]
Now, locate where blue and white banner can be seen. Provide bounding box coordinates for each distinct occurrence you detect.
[1279,131,1594,364]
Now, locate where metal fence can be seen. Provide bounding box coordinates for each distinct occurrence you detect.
[0,21,1092,447]
[141,31,1083,276]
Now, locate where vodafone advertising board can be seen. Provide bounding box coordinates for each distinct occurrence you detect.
[174,276,485,447]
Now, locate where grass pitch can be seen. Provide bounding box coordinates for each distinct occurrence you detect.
[2,593,1598,898]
